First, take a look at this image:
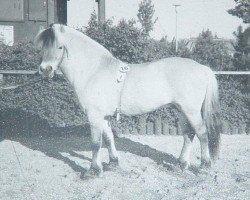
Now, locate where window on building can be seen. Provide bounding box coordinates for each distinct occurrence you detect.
[0,0,24,21]
[28,0,47,21]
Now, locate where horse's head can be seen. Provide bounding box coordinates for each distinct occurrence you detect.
[34,24,66,78]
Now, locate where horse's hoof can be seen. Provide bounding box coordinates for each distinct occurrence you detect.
[110,158,119,167]
[110,157,119,165]
[104,158,119,171]
[178,159,189,171]
[200,160,212,169]
[81,166,103,179]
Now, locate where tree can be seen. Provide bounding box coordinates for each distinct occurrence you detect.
[191,30,233,70]
[232,26,250,70]
[137,0,158,37]
[228,0,250,70]
[228,0,250,24]
[167,38,192,58]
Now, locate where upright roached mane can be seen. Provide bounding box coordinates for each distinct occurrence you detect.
[36,24,221,178]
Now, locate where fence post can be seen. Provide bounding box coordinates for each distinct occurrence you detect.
[238,123,246,135]
[162,119,170,135]
[154,117,162,135]
[169,125,177,135]
[138,115,147,134]
[232,125,238,135]
[247,124,250,135]
[221,121,229,134]
[0,74,3,93]
[0,74,3,85]
[177,120,183,135]
[146,120,154,135]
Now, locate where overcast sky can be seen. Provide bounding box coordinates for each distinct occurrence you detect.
[68,0,245,40]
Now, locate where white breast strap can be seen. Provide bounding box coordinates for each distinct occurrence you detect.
[117,65,130,83]
[116,64,130,121]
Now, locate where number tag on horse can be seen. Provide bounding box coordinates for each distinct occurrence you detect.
[117,65,130,83]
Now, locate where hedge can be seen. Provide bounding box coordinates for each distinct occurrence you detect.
[0,42,249,133]
[0,21,249,135]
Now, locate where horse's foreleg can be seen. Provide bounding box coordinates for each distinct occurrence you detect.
[86,111,104,177]
[103,120,119,166]
[90,126,103,175]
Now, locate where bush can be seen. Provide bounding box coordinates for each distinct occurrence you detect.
[0,75,87,127]
[218,76,249,126]
[191,30,234,71]
[0,42,87,127]
[0,41,40,70]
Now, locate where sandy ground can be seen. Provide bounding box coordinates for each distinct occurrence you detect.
[0,134,249,200]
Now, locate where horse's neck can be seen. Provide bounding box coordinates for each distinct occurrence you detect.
[60,32,114,88]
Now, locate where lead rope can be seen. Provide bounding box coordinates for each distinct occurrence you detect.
[11,140,24,175]
[10,140,38,200]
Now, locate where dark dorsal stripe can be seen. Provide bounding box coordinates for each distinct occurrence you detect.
[38,27,56,49]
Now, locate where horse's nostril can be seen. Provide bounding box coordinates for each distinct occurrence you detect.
[47,66,53,72]
[40,66,53,75]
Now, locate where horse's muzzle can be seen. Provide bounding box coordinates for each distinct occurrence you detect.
[39,65,54,78]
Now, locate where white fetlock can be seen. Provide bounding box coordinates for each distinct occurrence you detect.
[83,165,103,178]
[178,158,190,171]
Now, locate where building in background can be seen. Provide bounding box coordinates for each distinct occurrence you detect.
[0,0,68,45]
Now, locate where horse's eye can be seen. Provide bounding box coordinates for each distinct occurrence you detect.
[58,46,63,49]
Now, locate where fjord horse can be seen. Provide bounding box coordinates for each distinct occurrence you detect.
[35,24,221,177]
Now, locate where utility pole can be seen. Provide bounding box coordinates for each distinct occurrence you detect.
[95,0,106,24]
[173,4,181,54]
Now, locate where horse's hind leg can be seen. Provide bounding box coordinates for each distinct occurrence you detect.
[178,114,195,170]
[185,112,211,168]
[103,120,119,167]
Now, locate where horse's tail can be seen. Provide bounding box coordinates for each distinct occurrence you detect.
[202,70,221,161]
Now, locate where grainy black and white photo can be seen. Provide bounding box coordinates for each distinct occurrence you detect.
[0,0,249,199]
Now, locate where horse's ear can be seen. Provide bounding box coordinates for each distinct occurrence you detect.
[39,25,45,32]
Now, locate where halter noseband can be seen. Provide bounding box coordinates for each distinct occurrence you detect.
[55,45,68,70]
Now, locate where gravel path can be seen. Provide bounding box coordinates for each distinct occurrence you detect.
[0,135,249,200]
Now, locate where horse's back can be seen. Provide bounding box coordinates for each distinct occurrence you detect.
[122,57,214,115]
[156,57,214,112]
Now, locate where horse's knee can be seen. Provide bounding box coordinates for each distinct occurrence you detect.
[193,123,207,141]
[91,142,102,151]
[183,133,194,144]
[196,129,208,143]
[103,130,112,144]
[103,127,119,161]
[91,125,102,141]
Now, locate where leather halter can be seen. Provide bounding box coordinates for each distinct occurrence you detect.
[55,45,68,71]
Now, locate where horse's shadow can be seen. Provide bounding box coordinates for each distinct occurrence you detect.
[1,109,199,176]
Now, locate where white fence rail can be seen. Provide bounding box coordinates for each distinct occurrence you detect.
[0,70,249,75]
[215,71,250,75]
